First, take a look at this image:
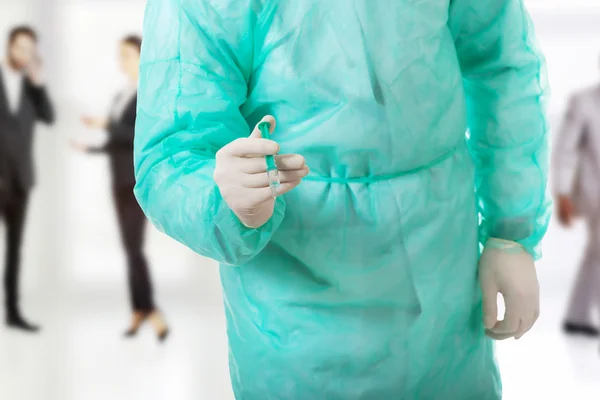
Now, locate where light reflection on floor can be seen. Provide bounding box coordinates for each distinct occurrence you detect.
[0,227,599,400]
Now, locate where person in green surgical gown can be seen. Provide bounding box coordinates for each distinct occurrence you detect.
[134,1,551,399]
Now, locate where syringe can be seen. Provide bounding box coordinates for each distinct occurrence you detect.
[257,121,280,198]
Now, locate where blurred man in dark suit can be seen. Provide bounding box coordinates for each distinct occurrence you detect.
[554,80,600,338]
[0,26,54,333]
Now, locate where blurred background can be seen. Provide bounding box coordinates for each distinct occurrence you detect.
[0,0,598,399]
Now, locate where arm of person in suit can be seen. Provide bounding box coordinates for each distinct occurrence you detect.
[104,103,136,149]
[69,138,107,154]
[84,145,111,154]
[553,94,586,226]
[27,80,55,124]
[105,119,135,148]
[82,106,136,153]
[82,122,135,154]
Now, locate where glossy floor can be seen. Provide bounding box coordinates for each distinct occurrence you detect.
[0,218,599,400]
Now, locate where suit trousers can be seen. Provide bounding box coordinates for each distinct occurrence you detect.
[566,214,600,325]
[1,179,29,318]
[112,184,155,312]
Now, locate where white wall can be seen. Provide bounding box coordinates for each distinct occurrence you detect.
[0,0,223,308]
[53,0,600,300]
[54,0,221,303]
[0,0,59,299]
[0,0,598,316]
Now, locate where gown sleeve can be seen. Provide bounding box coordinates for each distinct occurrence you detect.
[134,0,285,265]
[448,0,551,260]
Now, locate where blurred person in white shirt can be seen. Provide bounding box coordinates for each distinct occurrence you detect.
[554,77,600,338]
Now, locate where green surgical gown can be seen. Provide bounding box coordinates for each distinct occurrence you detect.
[135,1,550,398]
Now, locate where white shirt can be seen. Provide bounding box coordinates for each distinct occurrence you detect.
[1,62,24,115]
[110,85,137,121]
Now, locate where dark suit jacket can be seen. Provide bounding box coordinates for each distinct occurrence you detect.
[90,95,137,187]
[0,66,55,194]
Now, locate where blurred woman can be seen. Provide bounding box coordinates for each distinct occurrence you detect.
[72,35,168,341]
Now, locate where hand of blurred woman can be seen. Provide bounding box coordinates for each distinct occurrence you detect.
[81,115,108,130]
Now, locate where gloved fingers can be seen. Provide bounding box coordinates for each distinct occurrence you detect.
[489,311,520,335]
[533,305,540,324]
[242,167,310,188]
[255,180,302,202]
[515,300,539,340]
[485,329,515,341]
[249,115,276,139]
[515,315,535,340]
[481,282,499,330]
[274,154,306,171]
[221,137,279,158]
[236,154,306,174]
[278,168,310,183]
[491,288,527,334]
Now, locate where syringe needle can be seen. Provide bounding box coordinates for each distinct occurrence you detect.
[258,121,280,198]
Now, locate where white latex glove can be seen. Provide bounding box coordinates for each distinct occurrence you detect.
[479,238,540,340]
[213,115,309,228]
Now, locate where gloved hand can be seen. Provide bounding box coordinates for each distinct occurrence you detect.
[556,195,576,227]
[479,238,540,340]
[213,115,309,228]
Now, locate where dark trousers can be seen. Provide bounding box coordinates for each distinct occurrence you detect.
[1,185,29,319]
[112,185,155,312]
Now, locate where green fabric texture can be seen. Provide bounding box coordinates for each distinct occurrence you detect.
[134,0,550,398]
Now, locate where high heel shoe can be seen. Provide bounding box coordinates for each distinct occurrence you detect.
[148,311,170,343]
[123,311,149,338]
[158,328,170,343]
